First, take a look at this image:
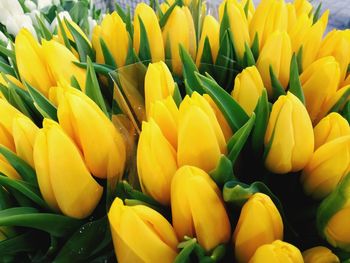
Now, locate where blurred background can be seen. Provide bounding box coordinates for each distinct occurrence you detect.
[94,0,350,31]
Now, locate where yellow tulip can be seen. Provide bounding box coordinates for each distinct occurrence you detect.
[288,13,312,52]
[300,56,340,123]
[302,136,350,199]
[12,116,38,168]
[233,193,283,263]
[133,3,164,62]
[42,40,86,91]
[318,29,350,82]
[162,6,192,76]
[249,0,288,49]
[232,66,265,116]
[204,94,233,142]
[0,74,24,90]
[0,157,20,180]
[137,119,177,205]
[249,240,303,263]
[196,15,219,67]
[144,61,175,117]
[302,246,339,263]
[177,92,227,172]
[57,87,126,179]
[219,0,250,59]
[108,198,178,263]
[256,31,292,97]
[182,7,197,60]
[240,0,255,23]
[314,112,350,150]
[15,29,54,97]
[264,92,314,174]
[293,0,313,17]
[171,165,231,250]
[148,96,179,149]
[33,119,103,219]
[92,12,130,67]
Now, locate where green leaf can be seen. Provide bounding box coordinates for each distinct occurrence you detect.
[288,54,305,104]
[73,61,114,75]
[159,0,179,28]
[297,46,303,73]
[99,38,117,68]
[195,72,249,131]
[243,0,250,18]
[0,231,43,256]
[138,16,152,64]
[0,45,15,63]
[227,113,256,164]
[251,33,259,61]
[312,2,322,24]
[174,238,197,263]
[251,89,269,153]
[25,82,58,121]
[329,87,350,113]
[70,75,81,91]
[215,31,233,89]
[173,83,182,107]
[64,18,94,62]
[0,146,37,184]
[7,87,32,119]
[0,60,15,76]
[209,155,234,186]
[269,65,286,100]
[57,15,72,52]
[219,4,230,43]
[0,185,12,210]
[243,42,255,67]
[198,37,214,76]
[0,207,83,237]
[342,100,350,123]
[179,45,203,94]
[85,57,109,117]
[35,15,52,41]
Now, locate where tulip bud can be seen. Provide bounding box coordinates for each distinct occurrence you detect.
[302,246,339,263]
[249,240,303,263]
[232,66,265,116]
[177,92,227,172]
[42,40,86,91]
[92,12,130,67]
[162,6,195,76]
[15,29,54,97]
[171,166,231,250]
[57,87,126,179]
[108,198,178,263]
[264,92,314,174]
[33,119,103,219]
[12,116,38,168]
[317,174,350,251]
[256,31,292,96]
[219,0,250,59]
[318,30,350,82]
[302,136,350,199]
[300,56,340,123]
[196,15,219,67]
[148,96,179,149]
[314,113,350,150]
[137,119,177,205]
[144,61,175,117]
[133,3,164,62]
[233,193,283,263]
[249,0,288,49]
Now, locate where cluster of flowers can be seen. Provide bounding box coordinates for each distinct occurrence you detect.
[0,0,349,262]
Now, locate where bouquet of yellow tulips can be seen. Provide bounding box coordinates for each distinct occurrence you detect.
[0,0,349,262]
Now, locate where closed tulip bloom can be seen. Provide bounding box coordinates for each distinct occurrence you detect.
[57,87,126,179]
[92,12,129,67]
[300,56,340,123]
[302,246,339,263]
[148,96,179,149]
[219,0,250,59]
[137,119,177,205]
[12,116,38,168]
[293,0,313,17]
[233,193,283,263]
[314,113,350,150]
[133,3,164,62]
[196,15,219,67]
[42,40,86,91]
[15,29,54,97]
[265,92,314,174]
[249,240,303,263]
[144,61,175,117]
[256,31,292,96]
[288,13,312,52]
[108,198,178,263]
[34,119,103,218]
[302,136,350,199]
[178,92,227,172]
[249,0,288,49]
[182,7,197,59]
[318,30,350,81]
[171,166,231,250]
[232,66,265,116]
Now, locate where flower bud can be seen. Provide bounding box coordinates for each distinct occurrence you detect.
[171,166,231,250]
[264,92,314,174]
[302,246,339,263]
